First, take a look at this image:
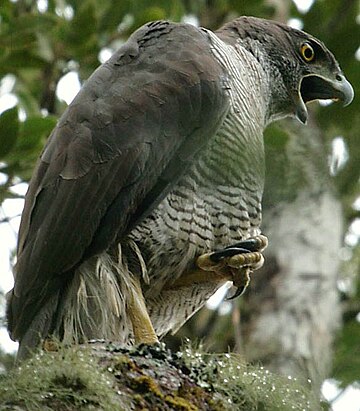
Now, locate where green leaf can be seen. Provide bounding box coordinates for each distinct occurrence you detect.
[264,124,289,149]
[98,0,132,34]
[13,82,41,117]
[4,115,57,178]
[18,115,57,151]
[332,320,360,386]
[136,6,167,27]
[65,2,97,48]
[0,50,47,73]
[0,13,58,50]
[0,107,19,159]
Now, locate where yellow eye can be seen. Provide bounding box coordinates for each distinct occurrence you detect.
[300,43,315,62]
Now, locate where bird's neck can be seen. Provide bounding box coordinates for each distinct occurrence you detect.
[204,30,267,188]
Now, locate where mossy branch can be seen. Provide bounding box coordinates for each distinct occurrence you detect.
[0,341,322,410]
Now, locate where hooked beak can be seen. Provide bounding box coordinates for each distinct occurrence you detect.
[295,74,354,124]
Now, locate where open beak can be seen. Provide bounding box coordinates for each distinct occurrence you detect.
[295,74,354,124]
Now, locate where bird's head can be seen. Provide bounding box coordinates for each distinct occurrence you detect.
[217,16,354,124]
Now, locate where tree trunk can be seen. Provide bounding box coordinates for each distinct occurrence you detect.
[241,117,342,393]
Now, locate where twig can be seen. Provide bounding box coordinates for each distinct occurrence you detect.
[0,214,21,224]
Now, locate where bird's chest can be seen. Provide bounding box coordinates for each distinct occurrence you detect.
[130,113,264,282]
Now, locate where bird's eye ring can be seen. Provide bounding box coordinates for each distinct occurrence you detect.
[300,43,315,62]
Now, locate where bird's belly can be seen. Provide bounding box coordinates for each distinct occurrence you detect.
[132,194,257,275]
[129,184,261,335]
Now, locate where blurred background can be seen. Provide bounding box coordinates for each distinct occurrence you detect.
[0,0,359,409]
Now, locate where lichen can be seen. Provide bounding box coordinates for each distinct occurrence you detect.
[132,375,164,398]
[164,394,198,410]
[180,342,319,411]
[0,341,319,410]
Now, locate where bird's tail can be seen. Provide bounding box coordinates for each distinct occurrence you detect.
[10,290,61,361]
[11,241,147,361]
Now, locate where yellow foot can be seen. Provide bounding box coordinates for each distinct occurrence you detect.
[196,235,268,298]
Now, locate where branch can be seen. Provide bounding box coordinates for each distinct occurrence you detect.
[0,342,319,410]
[0,214,21,224]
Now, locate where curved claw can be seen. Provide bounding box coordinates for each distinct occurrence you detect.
[226,285,246,300]
[196,236,266,298]
[225,239,260,252]
[209,247,250,263]
[226,235,268,252]
[209,235,268,263]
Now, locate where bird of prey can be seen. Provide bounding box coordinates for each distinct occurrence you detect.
[7,16,353,360]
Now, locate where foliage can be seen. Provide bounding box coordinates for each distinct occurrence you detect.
[332,319,360,387]
[0,342,320,411]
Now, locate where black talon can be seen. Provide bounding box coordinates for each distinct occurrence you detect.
[209,247,250,263]
[225,238,261,252]
[226,286,245,300]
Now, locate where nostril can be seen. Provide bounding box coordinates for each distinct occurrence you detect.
[336,74,342,81]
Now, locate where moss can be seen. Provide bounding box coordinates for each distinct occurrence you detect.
[181,343,319,411]
[113,354,138,372]
[0,342,319,410]
[164,394,198,410]
[131,375,164,398]
[0,347,120,410]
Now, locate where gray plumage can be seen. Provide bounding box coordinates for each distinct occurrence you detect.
[6,17,353,359]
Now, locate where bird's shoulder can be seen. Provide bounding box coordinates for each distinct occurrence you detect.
[40,21,229,181]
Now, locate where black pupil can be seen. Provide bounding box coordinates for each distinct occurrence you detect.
[304,46,313,59]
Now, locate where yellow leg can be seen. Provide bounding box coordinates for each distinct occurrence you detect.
[126,277,159,344]
[165,267,231,290]
[127,235,268,339]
